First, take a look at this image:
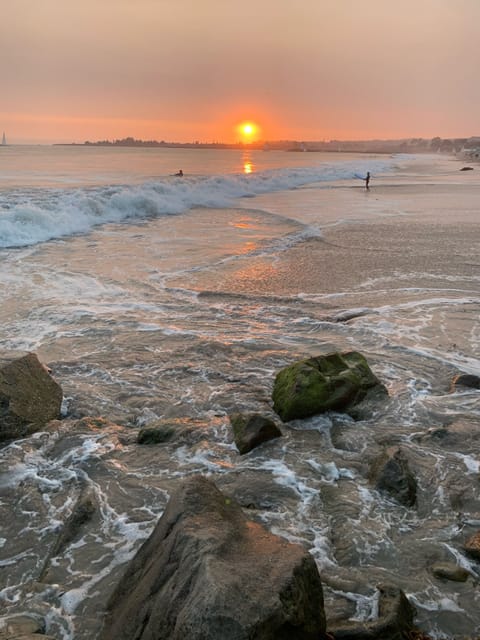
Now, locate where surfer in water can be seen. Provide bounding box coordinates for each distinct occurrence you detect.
[174,169,184,177]
[364,171,370,189]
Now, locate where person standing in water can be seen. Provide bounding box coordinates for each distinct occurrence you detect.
[364,171,370,189]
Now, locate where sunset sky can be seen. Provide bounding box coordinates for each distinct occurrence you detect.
[2,0,480,144]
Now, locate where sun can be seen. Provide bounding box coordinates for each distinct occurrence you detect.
[237,121,259,142]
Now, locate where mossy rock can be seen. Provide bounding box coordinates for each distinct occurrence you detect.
[272,351,387,422]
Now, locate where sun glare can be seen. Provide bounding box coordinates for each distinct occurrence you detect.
[237,121,259,142]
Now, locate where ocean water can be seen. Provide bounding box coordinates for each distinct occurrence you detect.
[0,145,479,639]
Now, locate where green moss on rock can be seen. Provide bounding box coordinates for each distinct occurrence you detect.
[272,351,387,422]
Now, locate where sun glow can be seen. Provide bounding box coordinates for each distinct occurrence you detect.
[237,121,259,143]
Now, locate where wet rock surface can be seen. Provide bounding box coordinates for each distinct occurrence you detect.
[431,562,470,582]
[272,351,387,422]
[0,353,63,442]
[229,412,282,454]
[0,614,55,640]
[100,475,326,640]
[369,448,417,507]
[328,584,414,640]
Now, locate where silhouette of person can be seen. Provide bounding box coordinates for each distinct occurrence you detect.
[364,171,370,189]
[175,169,183,177]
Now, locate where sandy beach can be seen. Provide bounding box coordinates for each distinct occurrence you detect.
[169,157,480,300]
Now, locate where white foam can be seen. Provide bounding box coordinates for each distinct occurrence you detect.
[306,459,355,483]
[455,453,480,474]
[409,593,465,613]
[0,157,398,248]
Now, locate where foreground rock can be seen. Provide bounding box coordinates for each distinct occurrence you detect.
[328,584,414,640]
[272,351,387,422]
[229,412,282,454]
[100,475,326,640]
[369,448,417,507]
[0,353,63,442]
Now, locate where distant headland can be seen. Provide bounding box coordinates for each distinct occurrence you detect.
[57,135,480,155]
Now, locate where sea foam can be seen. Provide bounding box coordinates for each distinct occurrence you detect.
[0,158,397,248]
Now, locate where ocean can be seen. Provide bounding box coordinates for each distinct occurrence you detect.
[0,145,479,639]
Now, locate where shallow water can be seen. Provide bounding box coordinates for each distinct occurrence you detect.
[0,149,479,639]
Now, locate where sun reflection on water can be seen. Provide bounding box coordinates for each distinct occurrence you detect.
[242,150,254,174]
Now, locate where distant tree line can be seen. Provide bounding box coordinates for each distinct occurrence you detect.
[82,136,480,153]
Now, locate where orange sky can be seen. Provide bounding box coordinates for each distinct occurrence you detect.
[2,0,480,144]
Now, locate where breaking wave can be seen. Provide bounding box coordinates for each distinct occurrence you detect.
[0,158,397,248]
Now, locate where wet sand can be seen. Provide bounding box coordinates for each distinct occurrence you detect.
[170,163,480,299]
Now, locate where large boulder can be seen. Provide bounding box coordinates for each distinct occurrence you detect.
[100,475,326,640]
[229,412,282,454]
[0,353,63,442]
[272,351,387,422]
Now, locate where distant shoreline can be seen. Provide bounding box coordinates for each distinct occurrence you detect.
[52,135,480,155]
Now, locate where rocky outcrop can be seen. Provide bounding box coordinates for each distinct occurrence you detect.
[328,584,414,640]
[0,353,63,442]
[229,412,282,454]
[369,448,417,507]
[272,351,387,422]
[100,475,326,640]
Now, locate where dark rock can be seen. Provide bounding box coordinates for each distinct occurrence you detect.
[137,424,175,444]
[464,531,480,560]
[451,373,480,391]
[136,417,214,447]
[100,475,326,640]
[328,584,414,640]
[460,166,474,171]
[431,562,469,582]
[229,412,282,454]
[0,353,63,442]
[369,448,417,507]
[272,351,387,422]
